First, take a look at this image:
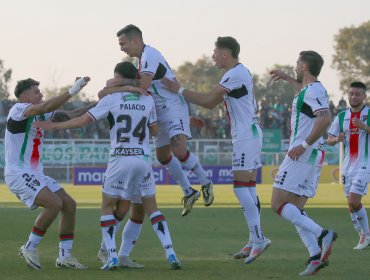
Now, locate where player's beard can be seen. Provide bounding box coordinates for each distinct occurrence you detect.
[296,71,303,83]
[349,100,363,110]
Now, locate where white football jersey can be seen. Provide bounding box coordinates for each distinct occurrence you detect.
[4,103,54,175]
[289,81,329,166]
[328,105,370,174]
[218,63,261,143]
[139,45,189,119]
[88,92,157,158]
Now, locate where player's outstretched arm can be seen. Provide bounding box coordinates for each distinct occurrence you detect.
[106,73,152,91]
[270,69,302,92]
[326,133,345,146]
[53,102,97,122]
[161,77,225,109]
[98,85,148,100]
[25,77,90,117]
[34,113,94,131]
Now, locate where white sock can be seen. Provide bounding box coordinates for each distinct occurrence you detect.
[354,205,370,235]
[101,216,122,251]
[234,183,264,243]
[25,227,46,251]
[349,209,363,236]
[119,218,143,257]
[100,215,118,260]
[295,214,321,257]
[163,156,192,196]
[59,234,74,259]
[150,211,175,258]
[279,203,323,238]
[180,151,210,186]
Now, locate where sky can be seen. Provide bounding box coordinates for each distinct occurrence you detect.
[1,0,369,104]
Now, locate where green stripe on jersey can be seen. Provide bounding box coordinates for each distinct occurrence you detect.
[19,116,34,167]
[308,149,318,165]
[252,124,258,139]
[292,87,307,142]
[338,111,346,155]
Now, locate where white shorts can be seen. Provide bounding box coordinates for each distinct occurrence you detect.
[273,156,321,198]
[5,172,62,209]
[342,173,370,197]
[103,156,156,201]
[232,138,262,171]
[154,117,192,148]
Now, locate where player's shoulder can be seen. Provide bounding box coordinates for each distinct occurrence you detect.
[8,102,31,116]
[143,45,162,57]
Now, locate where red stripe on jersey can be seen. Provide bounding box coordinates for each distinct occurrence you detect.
[223,101,231,123]
[349,112,360,162]
[30,127,43,170]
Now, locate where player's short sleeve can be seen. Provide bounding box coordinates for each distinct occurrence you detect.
[140,47,160,77]
[44,111,55,121]
[304,87,329,114]
[218,73,239,93]
[88,95,111,121]
[10,103,32,120]
[148,98,157,125]
[328,115,340,137]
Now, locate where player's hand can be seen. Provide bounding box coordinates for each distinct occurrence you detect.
[352,117,366,130]
[337,132,345,143]
[288,145,306,161]
[106,77,124,87]
[69,77,90,96]
[161,77,180,94]
[32,120,55,131]
[270,70,288,82]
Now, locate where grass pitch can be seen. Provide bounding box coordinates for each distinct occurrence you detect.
[0,184,370,280]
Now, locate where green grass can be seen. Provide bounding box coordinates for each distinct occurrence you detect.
[1,184,370,280]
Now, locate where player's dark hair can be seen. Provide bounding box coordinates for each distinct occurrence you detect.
[215,36,240,59]
[114,61,138,79]
[299,51,324,77]
[14,78,40,98]
[350,81,367,91]
[117,24,142,39]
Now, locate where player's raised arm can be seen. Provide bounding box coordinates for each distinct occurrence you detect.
[34,113,94,131]
[24,77,90,117]
[270,69,302,92]
[161,77,225,109]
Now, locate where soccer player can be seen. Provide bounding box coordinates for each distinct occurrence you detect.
[326,81,370,250]
[100,24,214,216]
[4,76,90,270]
[35,61,182,271]
[96,63,149,269]
[270,51,337,276]
[162,36,271,264]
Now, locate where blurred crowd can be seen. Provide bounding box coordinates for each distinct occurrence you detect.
[0,97,349,140]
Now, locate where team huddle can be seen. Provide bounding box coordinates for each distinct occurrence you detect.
[4,24,370,276]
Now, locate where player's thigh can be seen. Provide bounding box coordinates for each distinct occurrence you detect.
[273,157,320,198]
[232,139,262,172]
[349,173,370,196]
[233,170,257,182]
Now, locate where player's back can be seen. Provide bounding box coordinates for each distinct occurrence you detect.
[88,92,157,159]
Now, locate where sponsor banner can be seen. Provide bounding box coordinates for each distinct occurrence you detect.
[73,165,262,185]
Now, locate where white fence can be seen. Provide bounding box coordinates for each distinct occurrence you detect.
[0,139,340,182]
